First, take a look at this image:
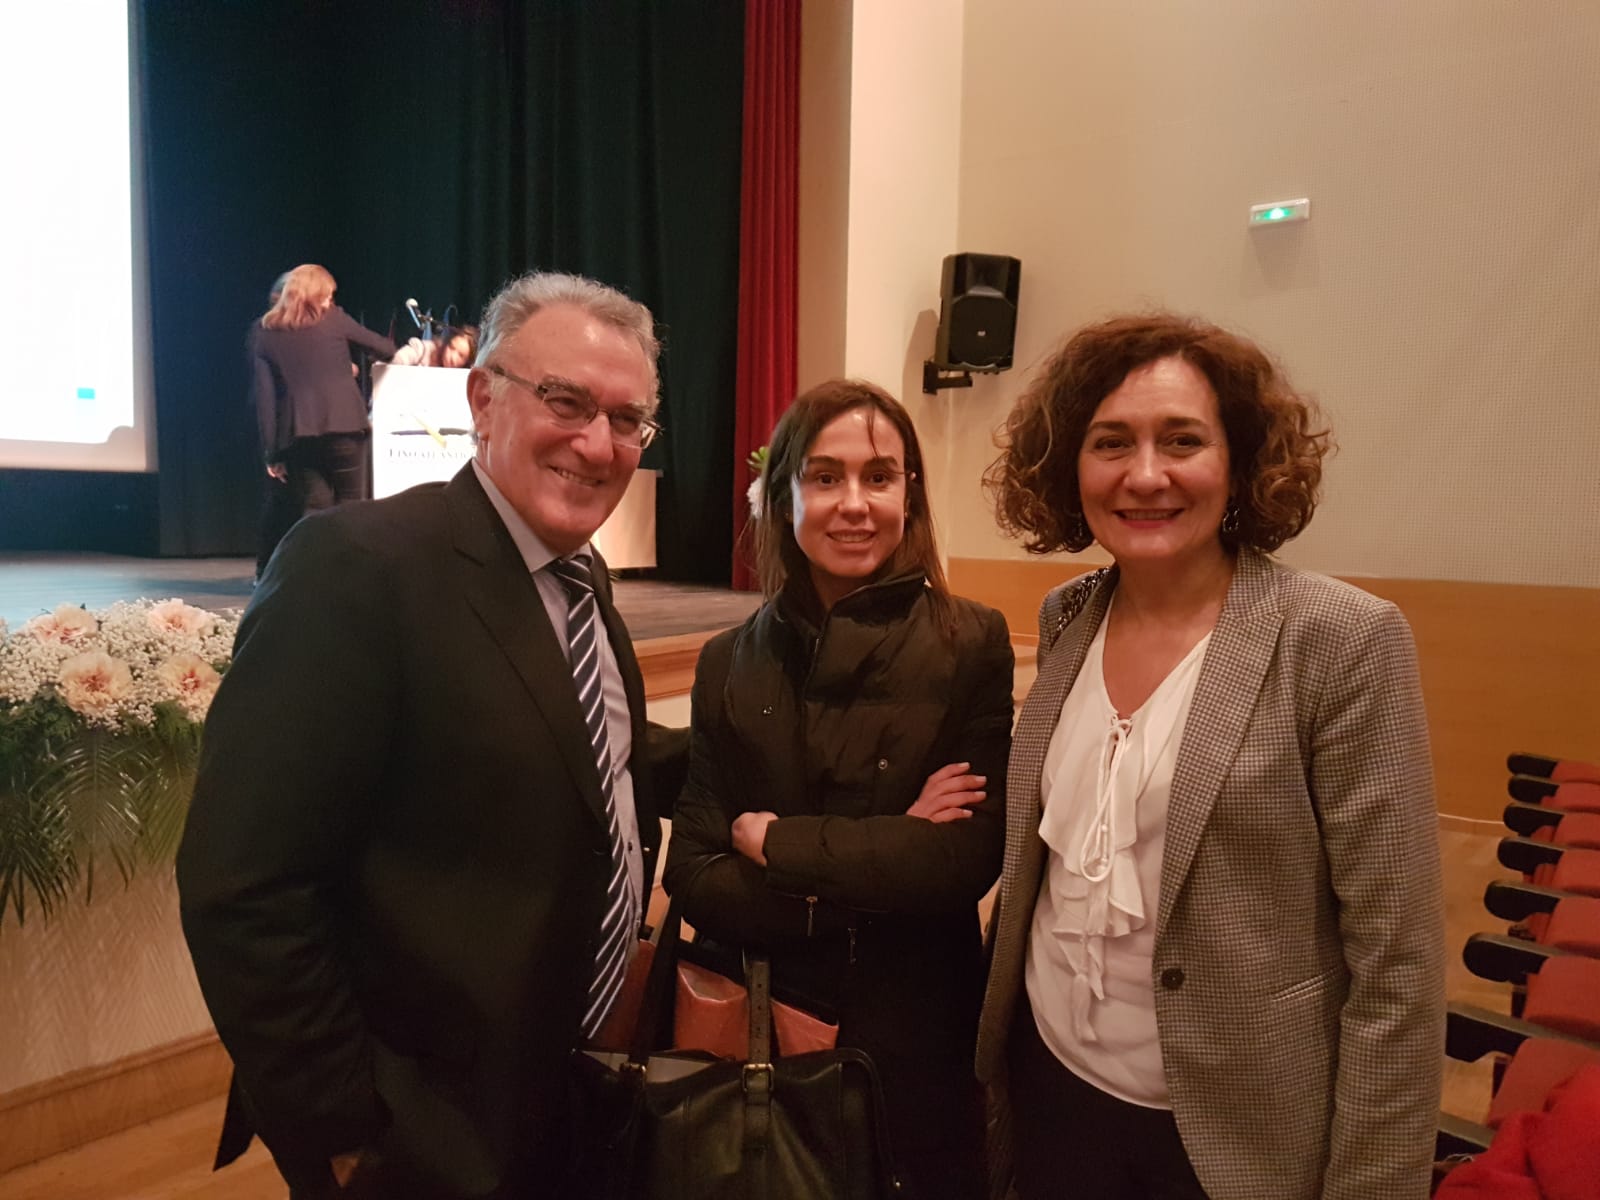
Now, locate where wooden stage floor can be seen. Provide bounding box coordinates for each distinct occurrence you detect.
[0,553,761,644]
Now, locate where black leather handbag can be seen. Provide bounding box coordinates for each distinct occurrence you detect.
[568,882,902,1200]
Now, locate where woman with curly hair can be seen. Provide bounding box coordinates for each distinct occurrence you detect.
[975,314,1444,1200]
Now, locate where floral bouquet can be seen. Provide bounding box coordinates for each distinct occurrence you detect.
[0,599,239,928]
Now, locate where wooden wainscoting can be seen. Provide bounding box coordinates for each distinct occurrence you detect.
[948,558,1600,823]
[0,1033,231,1175]
[637,629,719,699]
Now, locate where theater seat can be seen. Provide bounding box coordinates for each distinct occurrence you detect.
[1496,839,1600,898]
[1486,1035,1600,1129]
[1501,802,1600,850]
[1484,881,1600,958]
[1433,1060,1600,1200]
[1438,1003,1600,1156]
[1485,880,1600,956]
[1507,774,1600,814]
[1507,752,1600,785]
[1463,935,1600,1041]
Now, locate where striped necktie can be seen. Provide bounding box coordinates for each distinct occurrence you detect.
[549,551,635,1039]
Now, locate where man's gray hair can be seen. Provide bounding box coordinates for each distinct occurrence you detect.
[477,271,661,411]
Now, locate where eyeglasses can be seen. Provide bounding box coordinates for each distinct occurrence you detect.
[485,365,661,449]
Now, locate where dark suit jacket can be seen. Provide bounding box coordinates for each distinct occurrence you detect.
[249,305,396,461]
[177,465,683,1198]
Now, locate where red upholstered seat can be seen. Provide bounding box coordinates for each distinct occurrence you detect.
[1543,897,1600,957]
[1487,1038,1600,1128]
[1522,956,1600,1042]
[1552,760,1600,785]
[1549,781,1600,814]
[1529,814,1600,850]
[1550,812,1600,849]
[1549,848,1600,897]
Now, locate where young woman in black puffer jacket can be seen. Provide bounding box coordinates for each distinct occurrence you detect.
[664,379,1014,1200]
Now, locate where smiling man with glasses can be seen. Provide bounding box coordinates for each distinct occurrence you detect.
[179,272,689,1200]
[483,366,661,449]
[468,281,663,556]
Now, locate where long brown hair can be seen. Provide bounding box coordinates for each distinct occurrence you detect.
[260,264,336,331]
[751,379,952,625]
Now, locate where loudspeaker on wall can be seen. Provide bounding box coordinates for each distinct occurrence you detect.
[933,253,1021,371]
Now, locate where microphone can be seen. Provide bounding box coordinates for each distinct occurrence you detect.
[405,298,424,330]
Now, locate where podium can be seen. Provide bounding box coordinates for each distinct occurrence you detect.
[369,363,657,568]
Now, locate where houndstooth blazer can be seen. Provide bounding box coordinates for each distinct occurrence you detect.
[975,550,1445,1200]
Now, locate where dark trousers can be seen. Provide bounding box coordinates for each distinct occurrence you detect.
[874,1050,986,1200]
[278,1079,581,1200]
[286,432,368,518]
[1007,999,1209,1200]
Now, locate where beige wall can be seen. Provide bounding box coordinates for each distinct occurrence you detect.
[939,0,1600,588]
[797,0,971,545]
[795,2,1600,806]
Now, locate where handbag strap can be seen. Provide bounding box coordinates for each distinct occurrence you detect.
[745,951,773,1064]
[743,951,775,1149]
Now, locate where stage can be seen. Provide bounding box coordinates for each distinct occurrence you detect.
[0,553,762,698]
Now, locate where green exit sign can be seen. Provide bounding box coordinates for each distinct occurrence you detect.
[1249,198,1310,226]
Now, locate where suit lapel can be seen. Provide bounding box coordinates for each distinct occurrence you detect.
[1157,551,1283,935]
[444,469,610,829]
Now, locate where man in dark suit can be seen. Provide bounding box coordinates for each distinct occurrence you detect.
[178,272,684,1199]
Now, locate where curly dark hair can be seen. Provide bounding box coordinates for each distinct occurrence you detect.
[984,312,1332,554]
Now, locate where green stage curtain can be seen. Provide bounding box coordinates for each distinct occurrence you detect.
[139,0,742,582]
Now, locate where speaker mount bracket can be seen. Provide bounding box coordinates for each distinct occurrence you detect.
[922,361,976,395]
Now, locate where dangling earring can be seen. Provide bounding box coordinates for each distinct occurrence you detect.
[1068,510,1092,545]
[1221,504,1240,535]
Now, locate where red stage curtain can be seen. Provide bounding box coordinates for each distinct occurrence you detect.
[731,0,801,591]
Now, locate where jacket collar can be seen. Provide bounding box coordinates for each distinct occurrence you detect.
[442,465,613,831]
[774,570,928,639]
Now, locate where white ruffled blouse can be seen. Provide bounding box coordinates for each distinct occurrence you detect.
[1024,604,1210,1108]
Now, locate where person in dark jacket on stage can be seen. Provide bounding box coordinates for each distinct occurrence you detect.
[663,378,1014,1200]
[249,263,396,529]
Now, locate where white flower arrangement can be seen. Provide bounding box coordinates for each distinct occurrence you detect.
[0,599,239,926]
[0,600,235,729]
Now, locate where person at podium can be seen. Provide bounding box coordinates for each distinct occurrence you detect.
[393,323,480,368]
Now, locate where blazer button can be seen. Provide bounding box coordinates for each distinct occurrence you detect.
[1160,967,1185,990]
[877,758,889,771]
